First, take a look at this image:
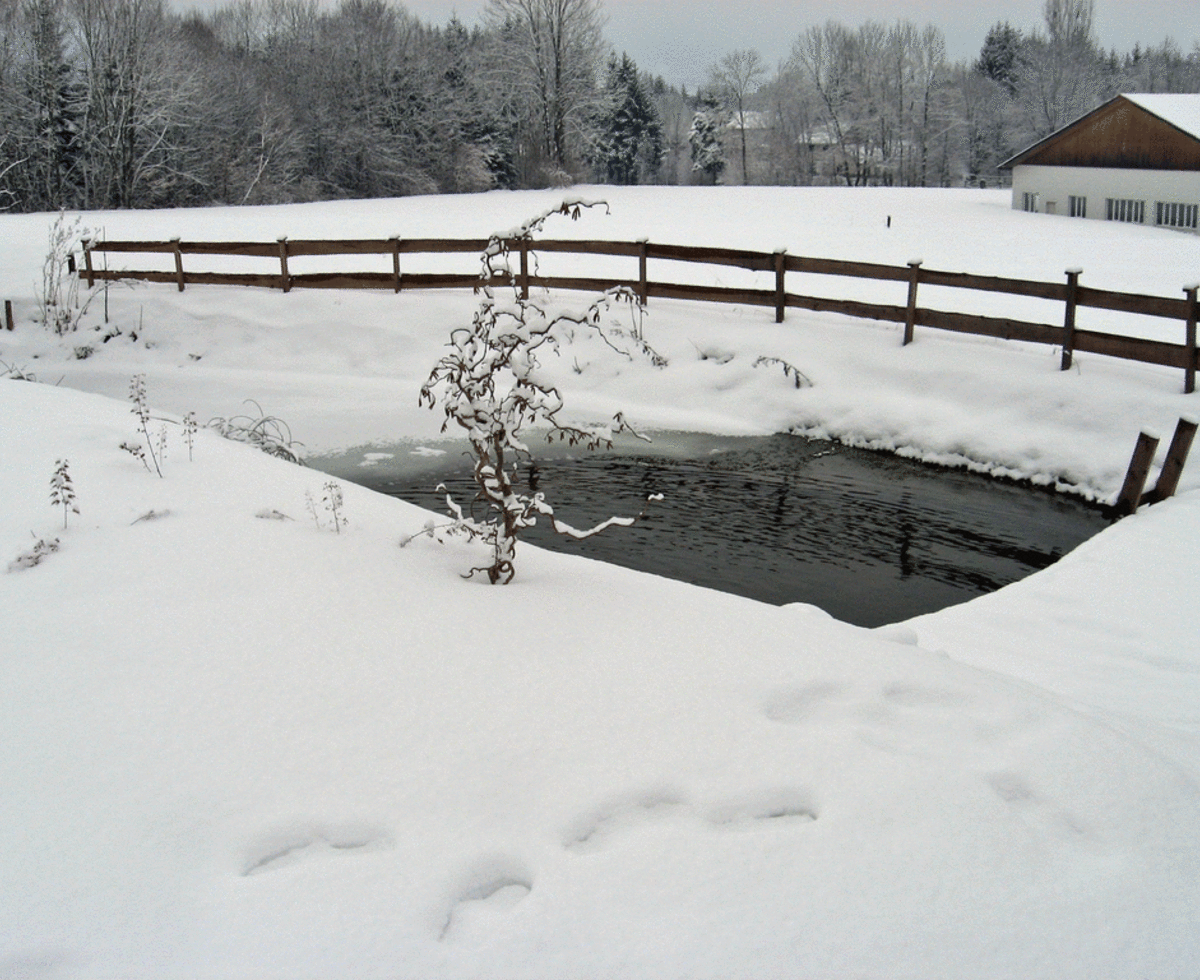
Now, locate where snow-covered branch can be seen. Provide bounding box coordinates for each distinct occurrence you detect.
[417,202,659,584]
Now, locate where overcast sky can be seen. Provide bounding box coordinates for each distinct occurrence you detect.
[173,0,1200,91]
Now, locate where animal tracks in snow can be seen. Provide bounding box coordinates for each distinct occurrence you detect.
[562,786,818,854]
[761,681,849,724]
[439,856,533,942]
[881,682,974,709]
[762,678,975,727]
[707,788,820,828]
[562,789,688,852]
[987,770,1090,839]
[240,823,393,876]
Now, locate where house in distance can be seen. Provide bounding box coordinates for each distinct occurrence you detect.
[1002,94,1200,232]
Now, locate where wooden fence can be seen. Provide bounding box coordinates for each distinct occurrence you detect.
[79,235,1200,394]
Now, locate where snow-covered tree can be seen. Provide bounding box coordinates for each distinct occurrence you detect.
[1015,0,1106,139]
[483,0,605,183]
[688,90,726,184]
[21,0,83,208]
[709,48,765,185]
[417,201,658,585]
[976,21,1023,95]
[590,52,663,185]
[50,458,78,529]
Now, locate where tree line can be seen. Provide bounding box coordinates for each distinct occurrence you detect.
[1,0,1197,213]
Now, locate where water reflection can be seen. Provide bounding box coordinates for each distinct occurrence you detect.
[340,434,1107,628]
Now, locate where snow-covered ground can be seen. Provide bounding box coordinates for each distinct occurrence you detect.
[2,187,1199,978]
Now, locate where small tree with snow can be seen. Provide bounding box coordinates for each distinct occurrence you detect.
[128,374,163,477]
[417,200,659,584]
[50,459,78,529]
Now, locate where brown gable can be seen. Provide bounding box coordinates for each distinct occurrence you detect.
[1003,96,1200,171]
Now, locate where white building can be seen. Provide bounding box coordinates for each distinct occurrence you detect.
[1002,94,1200,232]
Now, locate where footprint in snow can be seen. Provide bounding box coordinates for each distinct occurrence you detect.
[439,856,533,941]
[240,823,392,876]
[563,786,818,853]
[761,681,848,724]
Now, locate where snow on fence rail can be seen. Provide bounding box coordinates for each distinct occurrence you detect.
[78,236,1200,394]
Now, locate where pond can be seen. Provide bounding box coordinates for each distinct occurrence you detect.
[313,432,1109,628]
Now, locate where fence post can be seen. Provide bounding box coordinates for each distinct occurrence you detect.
[5,299,13,331]
[1113,428,1160,516]
[518,238,529,300]
[1061,267,1082,371]
[1184,284,1198,395]
[774,249,787,323]
[903,259,922,345]
[277,237,291,293]
[1142,415,1198,505]
[172,238,185,292]
[638,238,648,306]
[83,239,95,288]
[391,238,402,293]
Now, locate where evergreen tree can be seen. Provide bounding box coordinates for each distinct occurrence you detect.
[590,53,663,184]
[14,0,83,209]
[436,15,513,190]
[975,22,1024,95]
[688,90,726,185]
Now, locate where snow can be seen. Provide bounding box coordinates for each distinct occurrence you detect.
[2,187,1200,978]
[1122,92,1200,141]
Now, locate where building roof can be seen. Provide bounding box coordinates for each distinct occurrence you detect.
[1122,94,1200,141]
[1000,94,1200,171]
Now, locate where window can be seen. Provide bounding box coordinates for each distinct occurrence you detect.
[1022,192,1038,212]
[1106,198,1145,223]
[1155,202,1198,230]
[1069,195,1087,218]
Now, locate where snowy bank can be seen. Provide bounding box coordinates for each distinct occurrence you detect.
[2,188,1200,977]
[3,377,1199,978]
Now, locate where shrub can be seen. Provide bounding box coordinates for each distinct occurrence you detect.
[416,200,659,584]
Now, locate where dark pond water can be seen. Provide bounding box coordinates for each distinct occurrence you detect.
[315,432,1109,628]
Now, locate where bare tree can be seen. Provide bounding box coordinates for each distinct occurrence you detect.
[1043,0,1094,48]
[484,0,605,183]
[912,26,947,186]
[1117,38,1200,94]
[1015,0,1105,138]
[70,0,207,208]
[791,22,891,186]
[879,21,917,184]
[790,23,851,184]
[710,48,765,184]
[756,65,819,185]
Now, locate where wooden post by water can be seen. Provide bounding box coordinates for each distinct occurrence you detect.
[518,238,530,300]
[83,240,95,288]
[277,237,291,293]
[4,299,14,331]
[903,259,922,345]
[1113,428,1161,516]
[774,249,787,323]
[1184,284,1198,395]
[1142,415,1198,506]
[391,238,402,293]
[172,238,185,292]
[1061,268,1082,371]
[638,239,649,306]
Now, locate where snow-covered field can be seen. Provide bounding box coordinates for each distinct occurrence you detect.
[2,187,1199,977]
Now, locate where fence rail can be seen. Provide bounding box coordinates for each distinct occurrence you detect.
[80,235,1200,394]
